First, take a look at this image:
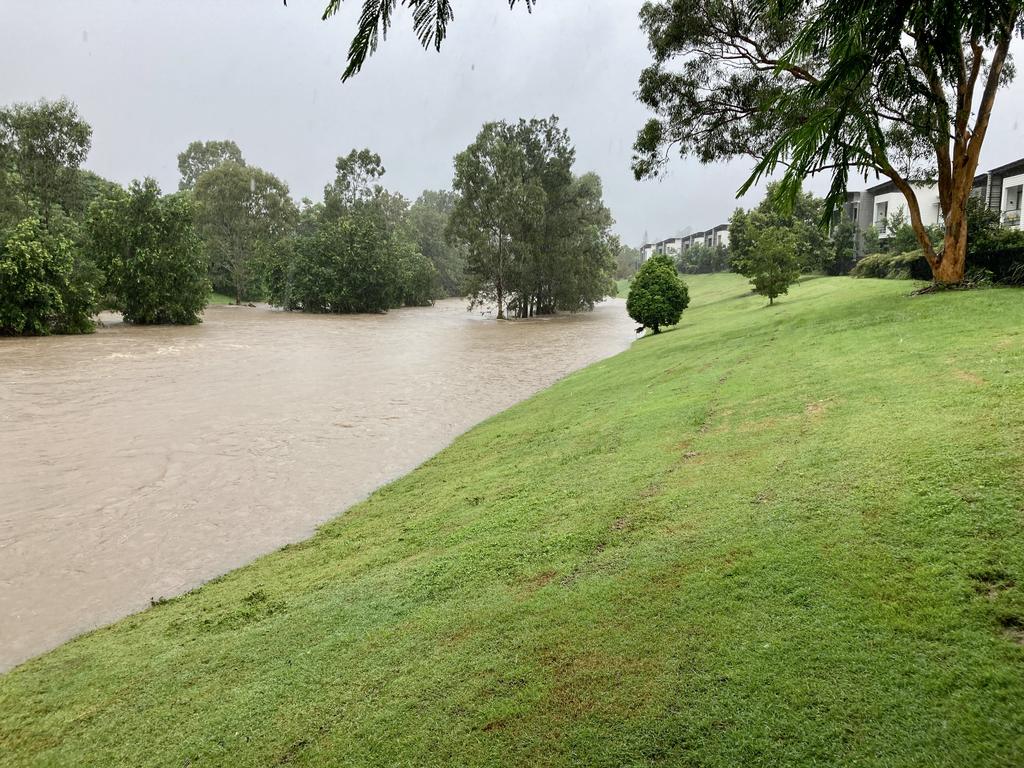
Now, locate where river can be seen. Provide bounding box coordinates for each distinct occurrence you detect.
[0,299,635,671]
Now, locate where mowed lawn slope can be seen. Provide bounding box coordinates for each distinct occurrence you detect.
[3,274,1024,767]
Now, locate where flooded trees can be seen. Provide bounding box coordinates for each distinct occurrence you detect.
[87,179,209,324]
[449,117,616,319]
[263,149,438,313]
[193,161,298,303]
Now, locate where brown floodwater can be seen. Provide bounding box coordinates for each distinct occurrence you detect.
[0,299,635,671]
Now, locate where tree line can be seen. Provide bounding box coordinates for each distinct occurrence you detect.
[1,100,618,335]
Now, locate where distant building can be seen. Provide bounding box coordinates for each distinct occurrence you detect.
[838,156,1024,255]
[644,155,1024,264]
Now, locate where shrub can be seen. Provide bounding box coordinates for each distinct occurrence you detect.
[627,254,689,333]
[0,216,98,335]
[850,251,927,280]
[87,179,209,324]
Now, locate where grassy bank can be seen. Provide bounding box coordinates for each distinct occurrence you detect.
[3,274,1024,766]
[206,292,236,306]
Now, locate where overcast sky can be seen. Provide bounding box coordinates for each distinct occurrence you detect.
[2,1,1023,245]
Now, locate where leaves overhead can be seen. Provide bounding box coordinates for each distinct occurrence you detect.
[314,0,532,80]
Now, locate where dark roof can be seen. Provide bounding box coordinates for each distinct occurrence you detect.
[988,157,1024,177]
[866,180,898,194]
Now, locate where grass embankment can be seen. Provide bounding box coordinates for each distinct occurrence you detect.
[206,292,236,306]
[3,274,1024,766]
[615,277,631,297]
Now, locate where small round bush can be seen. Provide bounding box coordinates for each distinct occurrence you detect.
[626,254,689,334]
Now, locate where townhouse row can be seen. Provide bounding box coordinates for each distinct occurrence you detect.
[640,223,730,262]
[640,155,1024,262]
[841,156,1024,252]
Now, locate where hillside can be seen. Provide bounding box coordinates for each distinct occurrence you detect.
[2,274,1023,766]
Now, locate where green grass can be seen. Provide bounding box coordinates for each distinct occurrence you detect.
[615,277,631,297]
[4,274,1024,766]
[206,292,236,305]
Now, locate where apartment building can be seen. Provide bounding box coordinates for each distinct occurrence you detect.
[840,156,1024,254]
[642,156,1024,263]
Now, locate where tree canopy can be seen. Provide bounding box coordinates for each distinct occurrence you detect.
[0,98,92,218]
[193,161,298,302]
[634,0,1023,284]
[177,140,245,191]
[87,179,209,325]
[449,117,615,319]
[626,253,689,333]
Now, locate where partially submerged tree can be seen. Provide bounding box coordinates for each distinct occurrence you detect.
[408,189,466,297]
[193,161,297,302]
[0,216,98,335]
[450,118,615,319]
[88,179,209,324]
[626,254,689,334]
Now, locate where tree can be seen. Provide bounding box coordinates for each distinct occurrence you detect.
[827,216,858,276]
[0,98,92,218]
[450,121,543,319]
[408,189,466,296]
[626,253,689,334]
[728,183,833,274]
[744,227,800,305]
[280,208,407,313]
[193,161,297,302]
[177,140,245,191]
[450,118,615,319]
[87,179,209,325]
[0,216,98,335]
[323,149,386,217]
[612,238,642,280]
[632,0,1023,285]
[677,242,729,274]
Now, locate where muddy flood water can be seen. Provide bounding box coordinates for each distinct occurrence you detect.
[0,299,635,670]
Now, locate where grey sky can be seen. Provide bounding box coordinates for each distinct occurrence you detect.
[2,1,1023,246]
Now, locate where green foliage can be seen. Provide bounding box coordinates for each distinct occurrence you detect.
[87,179,209,325]
[323,149,386,218]
[967,195,1024,255]
[677,242,729,274]
[827,216,858,276]
[450,117,615,319]
[626,253,689,333]
[193,161,297,302]
[744,227,800,304]
[408,189,466,296]
[0,98,92,218]
[398,249,439,307]
[177,140,245,191]
[0,216,98,335]
[612,238,642,279]
[274,209,408,313]
[265,150,439,313]
[850,250,927,280]
[729,183,830,276]
[632,0,809,178]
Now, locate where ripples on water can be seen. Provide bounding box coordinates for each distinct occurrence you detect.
[0,299,635,670]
